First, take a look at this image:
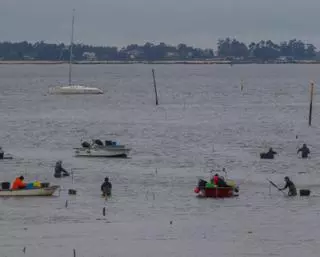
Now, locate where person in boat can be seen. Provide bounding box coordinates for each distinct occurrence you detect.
[219,176,229,187]
[260,148,277,159]
[212,174,228,187]
[195,179,207,195]
[11,176,26,190]
[297,144,310,159]
[54,160,70,178]
[0,147,4,159]
[280,176,297,196]
[101,177,112,197]
[212,174,219,185]
[198,179,207,190]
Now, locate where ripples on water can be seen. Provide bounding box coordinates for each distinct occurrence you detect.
[1,64,320,256]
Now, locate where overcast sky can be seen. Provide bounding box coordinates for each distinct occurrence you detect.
[0,0,319,49]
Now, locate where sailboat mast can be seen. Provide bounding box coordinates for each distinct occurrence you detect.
[68,9,75,86]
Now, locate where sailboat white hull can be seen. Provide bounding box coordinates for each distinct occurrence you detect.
[49,85,103,95]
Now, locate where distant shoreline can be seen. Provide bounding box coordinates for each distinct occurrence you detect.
[0,60,320,65]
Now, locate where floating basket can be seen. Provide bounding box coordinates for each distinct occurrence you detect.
[299,189,310,196]
[68,189,77,195]
[1,182,10,190]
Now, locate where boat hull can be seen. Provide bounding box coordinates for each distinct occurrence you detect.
[49,85,103,95]
[0,186,60,197]
[196,187,238,198]
[74,147,130,158]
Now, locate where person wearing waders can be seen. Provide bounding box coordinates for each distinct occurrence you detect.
[297,144,310,159]
[0,147,4,159]
[54,160,70,178]
[266,148,277,159]
[280,176,297,196]
[101,177,112,197]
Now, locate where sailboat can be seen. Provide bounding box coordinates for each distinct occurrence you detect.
[49,9,103,95]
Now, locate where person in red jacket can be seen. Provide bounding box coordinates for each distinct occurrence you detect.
[212,174,219,185]
[212,174,228,187]
[11,176,26,190]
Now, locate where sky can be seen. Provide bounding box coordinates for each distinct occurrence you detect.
[0,0,319,49]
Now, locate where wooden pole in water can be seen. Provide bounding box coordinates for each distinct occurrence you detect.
[309,81,315,126]
[73,249,76,257]
[152,69,159,105]
[269,183,271,195]
[71,170,74,184]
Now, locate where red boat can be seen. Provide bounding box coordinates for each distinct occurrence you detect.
[194,186,239,198]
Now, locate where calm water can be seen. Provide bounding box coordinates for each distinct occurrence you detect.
[1,64,320,256]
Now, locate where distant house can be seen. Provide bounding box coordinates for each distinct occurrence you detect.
[82,52,97,61]
[23,55,35,60]
[276,56,294,63]
[165,52,179,58]
[127,49,144,59]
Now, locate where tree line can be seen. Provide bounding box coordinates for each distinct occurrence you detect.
[0,38,316,61]
[218,38,316,61]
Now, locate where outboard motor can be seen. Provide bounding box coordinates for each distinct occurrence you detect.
[299,189,310,196]
[81,141,90,148]
[105,140,112,146]
[198,179,207,190]
[95,139,103,146]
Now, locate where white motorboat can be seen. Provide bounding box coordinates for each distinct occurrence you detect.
[0,185,60,197]
[48,10,103,95]
[74,139,131,158]
[49,85,103,95]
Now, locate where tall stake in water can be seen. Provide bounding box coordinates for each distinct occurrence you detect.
[308,81,315,126]
[71,169,74,184]
[68,9,75,86]
[152,69,159,105]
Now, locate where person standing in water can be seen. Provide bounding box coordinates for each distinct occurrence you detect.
[54,160,70,178]
[280,176,297,196]
[297,144,310,159]
[101,177,112,197]
[266,148,277,158]
[260,147,277,159]
[0,147,4,159]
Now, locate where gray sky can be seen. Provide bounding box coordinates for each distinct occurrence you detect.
[0,0,319,49]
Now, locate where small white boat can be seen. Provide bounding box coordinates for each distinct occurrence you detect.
[74,139,130,158]
[49,85,103,95]
[0,185,60,197]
